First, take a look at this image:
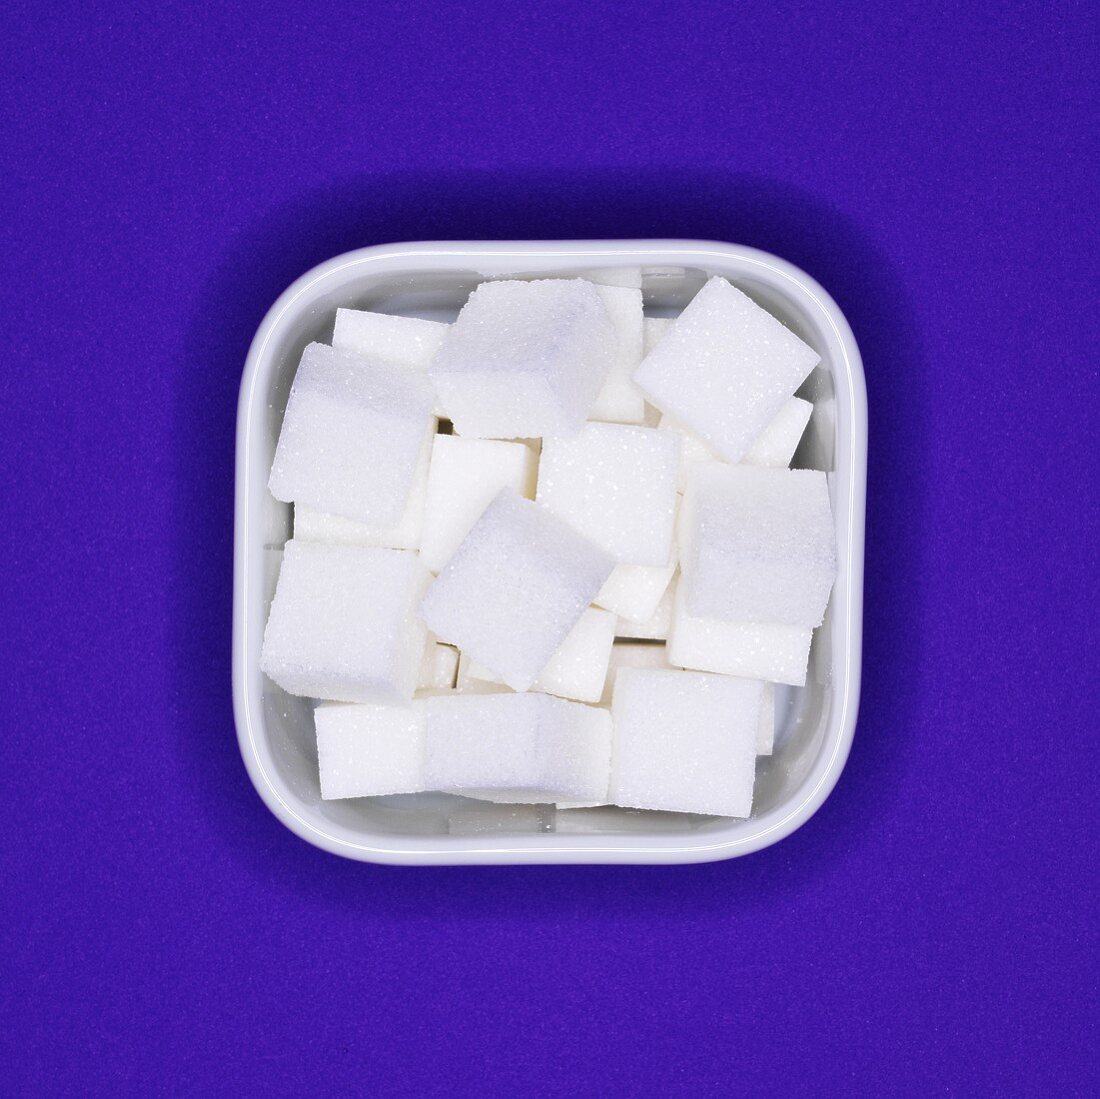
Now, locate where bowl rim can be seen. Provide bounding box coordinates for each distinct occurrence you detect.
[232,238,867,865]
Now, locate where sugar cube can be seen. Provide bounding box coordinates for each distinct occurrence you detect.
[424,693,612,803]
[633,277,820,462]
[667,579,812,685]
[658,412,723,491]
[610,668,763,817]
[428,279,615,438]
[269,342,435,525]
[261,540,430,703]
[418,435,538,573]
[742,397,813,468]
[660,397,813,487]
[315,701,426,799]
[467,606,617,704]
[453,651,475,692]
[331,309,448,373]
[292,419,434,550]
[615,573,677,640]
[461,790,576,806]
[595,555,677,623]
[642,316,673,355]
[447,781,606,809]
[757,683,776,755]
[537,423,680,566]
[588,285,646,424]
[419,490,614,691]
[263,547,283,616]
[586,267,643,289]
[682,463,836,627]
[599,640,672,705]
[453,653,510,694]
[418,639,459,691]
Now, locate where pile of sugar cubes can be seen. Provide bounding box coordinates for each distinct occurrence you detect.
[262,271,836,818]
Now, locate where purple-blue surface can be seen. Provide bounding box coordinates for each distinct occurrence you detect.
[2,2,1096,1094]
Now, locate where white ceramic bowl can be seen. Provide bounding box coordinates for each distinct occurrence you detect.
[232,239,866,865]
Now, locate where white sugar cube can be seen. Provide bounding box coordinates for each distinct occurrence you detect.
[453,653,510,694]
[461,791,576,806]
[661,397,813,487]
[599,640,672,705]
[587,267,643,289]
[743,397,813,468]
[293,506,399,549]
[429,279,615,438]
[610,668,763,816]
[634,277,820,462]
[420,490,614,691]
[453,651,475,692]
[418,639,459,691]
[537,423,680,566]
[315,701,426,799]
[263,547,283,616]
[293,419,434,550]
[757,683,776,755]
[418,435,537,573]
[467,606,617,703]
[588,285,646,424]
[639,315,673,422]
[682,464,836,627]
[269,343,435,525]
[332,309,448,372]
[615,573,677,640]
[595,555,677,623]
[424,693,612,803]
[262,541,430,703]
[333,306,448,418]
[658,413,723,491]
[642,316,673,355]
[462,659,507,685]
[667,580,812,685]
[532,602,620,704]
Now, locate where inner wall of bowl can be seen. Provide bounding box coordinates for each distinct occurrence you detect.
[256,263,837,837]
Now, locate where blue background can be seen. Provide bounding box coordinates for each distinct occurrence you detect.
[3,2,1096,1094]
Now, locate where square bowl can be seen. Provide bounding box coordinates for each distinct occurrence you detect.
[232,239,866,865]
